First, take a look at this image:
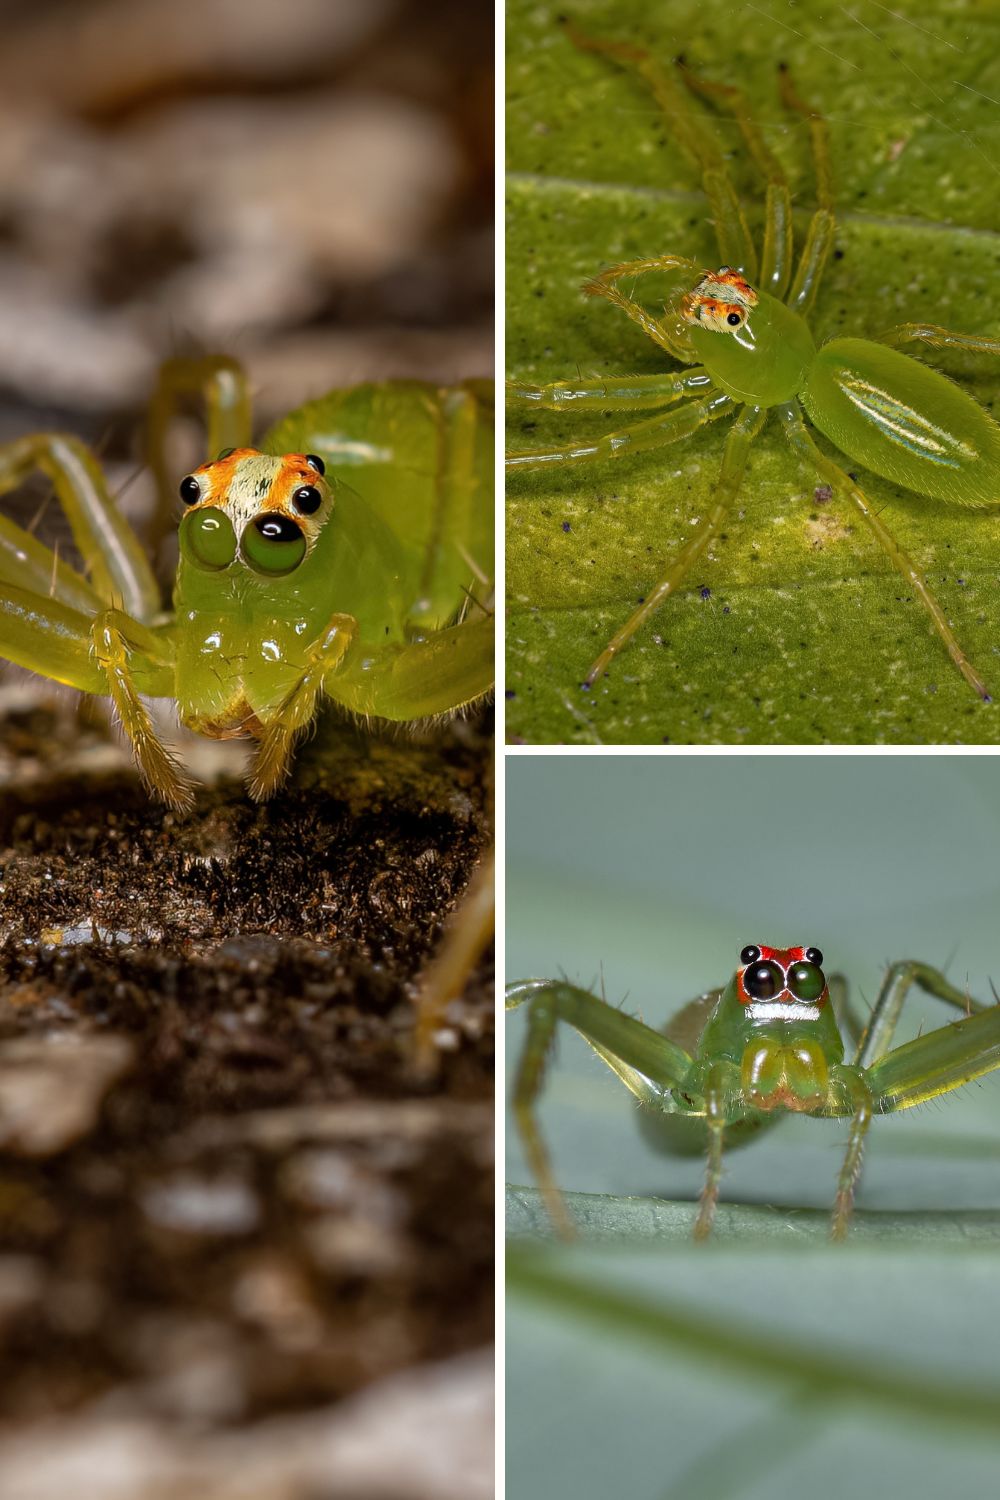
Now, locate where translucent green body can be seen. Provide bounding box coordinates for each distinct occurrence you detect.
[0,374,493,806]
[801,339,1000,506]
[169,381,493,730]
[687,289,815,407]
[508,946,1000,1240]
[690,294,1000,504]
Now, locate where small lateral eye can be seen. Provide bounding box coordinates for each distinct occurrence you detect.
[740,944,761,966]
[805,946,824,966]
[726,311,742,326]
[217,447,236,460]
[305,453,325,476]
[292,484,322,515]
[179,475,201,505]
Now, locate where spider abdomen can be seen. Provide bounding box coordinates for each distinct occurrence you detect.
[802,337,1000,506]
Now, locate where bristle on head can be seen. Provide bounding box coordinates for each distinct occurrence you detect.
[680,267,758,332]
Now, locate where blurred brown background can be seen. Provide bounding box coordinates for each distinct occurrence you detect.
[0,0,492,443]
[0,4,494,1495]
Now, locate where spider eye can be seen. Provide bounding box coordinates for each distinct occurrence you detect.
[217,447,236,460]
[305,453,325,476]
[740,945,761,965]
[726,312,742,326]
[242,512,306,576]
[744,960,784,1000]
[292,484,322,515]
[787,960,825,1002]
[805,947,824,966]
[179,475,201,505]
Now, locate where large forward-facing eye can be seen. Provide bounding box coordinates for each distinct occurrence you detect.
[242,512,306,575]
[787,960,825,1001]
[744,960,784,1000]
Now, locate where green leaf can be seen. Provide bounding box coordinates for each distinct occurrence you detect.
[506,0,1000,744]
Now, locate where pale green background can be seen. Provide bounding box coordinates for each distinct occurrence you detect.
[507,753,1000,1500]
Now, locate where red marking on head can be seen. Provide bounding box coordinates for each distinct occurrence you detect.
[735,944,828,1009]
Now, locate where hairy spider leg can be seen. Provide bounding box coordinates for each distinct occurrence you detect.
[146,355,253,561]
[566,24,758,276]
[695,1057,742,1239]
[506,390,733,472]
[0,433,194,805]
[676,63,794,297]
[91,608,194,810]
[584,403,766,686]
[778,66,836,315]
[0,434,159,620]
[831,961,990,1236]
[413,845,495,1075]
[319,611,495,721]
[583,256,702,363]
[777,405,991,700]
[877,324,1000,364]
[865,1002,1000,1113]
[506,978,695,1238]
[855,959,987,1069]
[508,369,713,415]
[248,612,358,800]
[826,973,869,1050]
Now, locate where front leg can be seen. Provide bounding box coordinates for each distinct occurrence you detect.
[693,1058,742,1241]
[866,1003,1000,1113]
[506,978,695,1238]
[249,613,357,800]
[0,434,159,621]
[90,608,193,811]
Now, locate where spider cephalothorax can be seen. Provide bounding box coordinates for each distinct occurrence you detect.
[679,267,758,332]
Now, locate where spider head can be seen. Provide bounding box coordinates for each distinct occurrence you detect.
[177,449,332,577]
[736,943,829,1016]
[676,272,816,405]
[679,267,758,335]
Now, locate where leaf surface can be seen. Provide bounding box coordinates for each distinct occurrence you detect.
[507,0,1000,744]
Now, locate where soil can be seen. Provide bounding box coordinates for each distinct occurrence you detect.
[0,700,493,1484]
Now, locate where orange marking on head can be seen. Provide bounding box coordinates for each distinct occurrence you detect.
[267,454,322,514]
[679,267,759,331]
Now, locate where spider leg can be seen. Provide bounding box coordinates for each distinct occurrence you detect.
[677,62,794,297]
[855,959,987,1069]
[584,257,702,362]
[145,355,254,563]
[694,1058,742,1240]
[778,66,836,315]
[585,402,766,688]
[506,978,695,1238]
[0,434,159,621]
[827,973,869,1050]
[566,24,758,275]
[249,611,357,800]
[0,511,102,616]
[875,325,1000,360]
[506,390,732,472]
[829,1068,875,1241]
[412,845,494,1076]
[90,607,193,811]
[508,368,711,414]
[866,1003,1000,1113]
[778,404,991,701]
